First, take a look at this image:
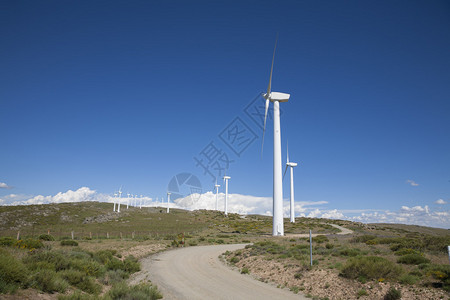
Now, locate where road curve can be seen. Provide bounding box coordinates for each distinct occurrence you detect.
[130,244,307,300]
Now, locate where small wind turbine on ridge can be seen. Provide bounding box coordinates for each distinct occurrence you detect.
[113,192,117,212]
[261,35,291,236]
[214,179,220,211]
[223,174,230,216]
[167,192,171,213]
[117,186,122,213]
[283,142,298,223]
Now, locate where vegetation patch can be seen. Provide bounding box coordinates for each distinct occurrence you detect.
[340,256,403,281]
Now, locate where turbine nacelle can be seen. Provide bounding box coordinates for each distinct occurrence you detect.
[264,91,291,103]
[286,162,298,167]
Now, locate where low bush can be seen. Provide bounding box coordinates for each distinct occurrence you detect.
[312,235,329,243]
[59,269,101,294]
[61,240,78,246]
[0,251,30,293]
[101,269,128,285]
[15,238,44,250]
[70,258,105,277]
[230,256,239,264]
[38,234,55,241]
[33,269,68,293]
[399,273,419,285]
[23,250,70,272]
[105,282,162,300]
[384,287,401,300]
[241,267,249,274]
[0,237,16,246]
[340,256,403,281]
[397,253,430,265]
[123,256,140,273]
[338,248,362,257]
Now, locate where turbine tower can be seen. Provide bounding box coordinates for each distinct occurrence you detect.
[167,192,171,213]
[127,193,130,209]
[140,195,143,209]
[283,145,298,223]
[261,37,291,236]
[223,175,230,216]
[117,187,122,213]
[113,192,117,212]
[214,180,220,211]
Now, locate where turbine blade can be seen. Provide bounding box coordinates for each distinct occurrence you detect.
[283,165,288,180]
[267,34,278,96]
[261,98,270,157]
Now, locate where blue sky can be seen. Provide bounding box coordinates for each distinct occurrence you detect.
[1,1,449,228]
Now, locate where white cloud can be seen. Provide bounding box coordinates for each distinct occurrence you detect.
[435,199,447,205]
[406,179,419,186]
[0,182,12,189]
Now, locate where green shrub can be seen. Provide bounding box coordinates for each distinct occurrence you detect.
[340,256,403,281]
[397,254,430,265]
[241,267,249,274]
[0,237,16,246]
[23,250,70,271]
[38,234,55,241]
[339,248,361,257]
[93,250,116,264]
[15,238,44,250]
[312,235,329,243]
[216,239,225,244]
[230,257,239,264]
[33,269,68,293]
[399,273,419,285]
[123,256,140,273]
[59,269,101,294]
[0,252,30,293]
[394,248,417,256]
[325,243,334,249]
[61,240,79,246]
[105,282,162,300]
[357,289,368,297]
[101,269,128,285]
[69,258,105,277]
[384,287,401,300]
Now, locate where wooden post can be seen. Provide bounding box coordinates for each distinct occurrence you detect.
[89,232,92,239]
[132,232,135,239]
[17,231,20,240]
[71,231,74,240]
[48,229,50,235]
[107,232,109,239]
[309,229,313,267]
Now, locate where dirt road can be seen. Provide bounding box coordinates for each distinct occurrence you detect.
[130,243,307,300]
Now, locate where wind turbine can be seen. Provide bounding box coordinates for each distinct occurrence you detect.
[140,195,143,209]
[167,192,171,213]
[223,175,230,216]
[127,193,130,209]
[214,180,220,211]
[113,192,117,212]
[117,187,122,213]
[261,37,291,236]
[283,144,298,223]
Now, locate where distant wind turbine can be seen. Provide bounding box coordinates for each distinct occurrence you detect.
[283,144,298,223]
[167,192,171,213]
[127,193,130,209]
[113,192,117,212]
[117,187,122,213]
[214,180,220,211]
[140,195,143,209]
[223,175,230,216]
[261,36,291,236]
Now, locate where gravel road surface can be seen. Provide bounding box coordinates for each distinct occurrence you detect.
[130,243,307,300]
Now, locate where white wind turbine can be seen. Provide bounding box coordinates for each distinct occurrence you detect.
[214,180,220,211]
[283,144,298,223]
[261,37,291,236]
[127,193,130,209]
[140,195,143,209]
[167,192,171,213]
[117,187,122,213]
[113,192,117,212]
[223,175,230,216]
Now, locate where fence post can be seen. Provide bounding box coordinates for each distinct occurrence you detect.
[48,229,50,235]
[89,232,92,239]
[107,232,109,239]
[71,231,74,240]
[17,231,20,240]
